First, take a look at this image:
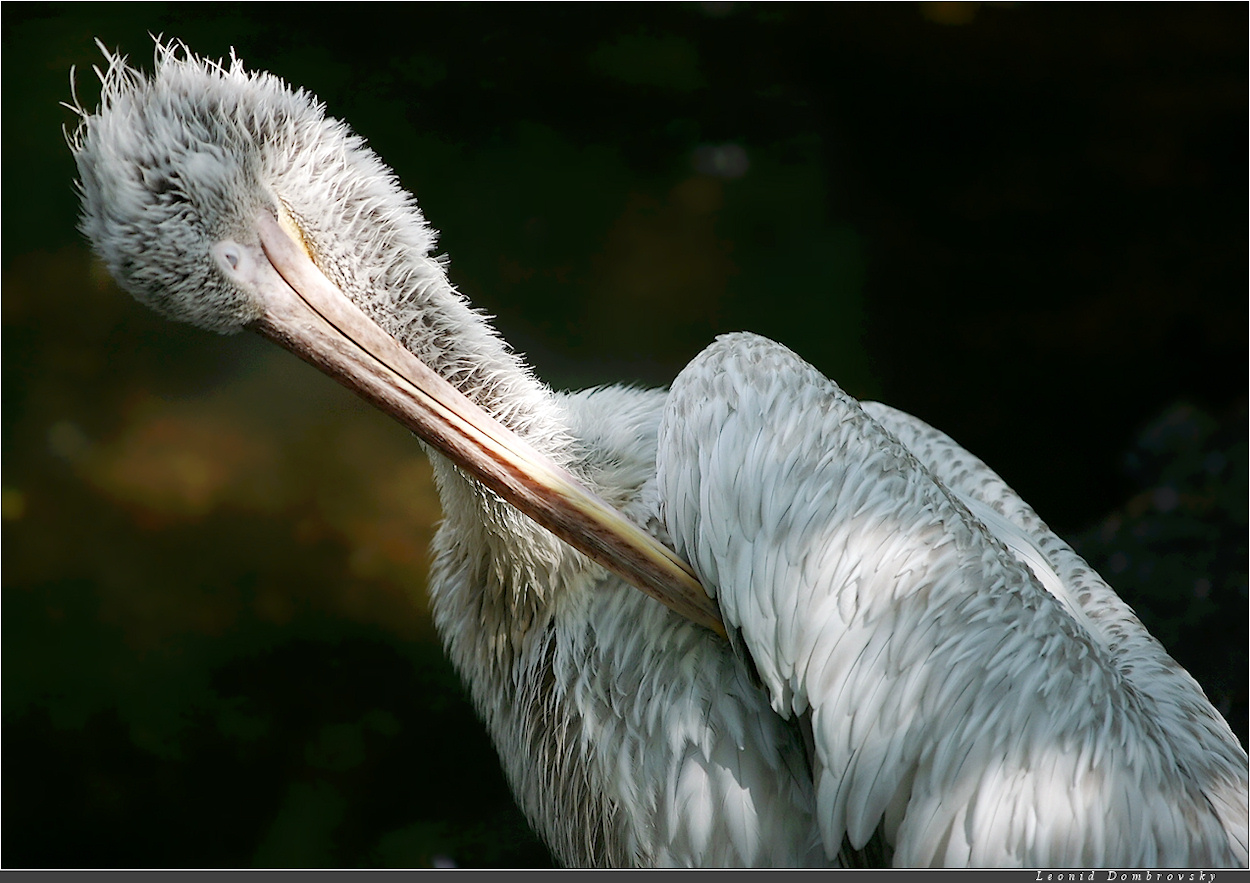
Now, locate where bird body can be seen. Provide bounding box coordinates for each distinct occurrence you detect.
[425,382,828,865]
[69,42,1248,867]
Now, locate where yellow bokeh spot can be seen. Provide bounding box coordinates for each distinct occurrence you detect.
[2,487,27,521]
[921,2,979,25]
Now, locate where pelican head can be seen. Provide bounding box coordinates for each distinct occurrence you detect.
[70,41,442,335]
[74,46,290,331]
[67,40,723,637]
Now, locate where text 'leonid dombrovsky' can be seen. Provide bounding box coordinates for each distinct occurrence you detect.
[1036,872,1220,881]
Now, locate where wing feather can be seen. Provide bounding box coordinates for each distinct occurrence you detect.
[861,400,1249,864]
[658,332,1248,866]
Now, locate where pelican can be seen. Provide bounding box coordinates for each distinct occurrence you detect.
[68,42,1248,868]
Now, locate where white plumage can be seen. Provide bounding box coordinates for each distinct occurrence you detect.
[661,334,1247,865]
[69,41,1248,867]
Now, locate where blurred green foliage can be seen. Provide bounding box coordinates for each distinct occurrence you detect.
[3,2,1246,868]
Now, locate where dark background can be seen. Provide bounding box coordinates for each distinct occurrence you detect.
[3,2,1246,868]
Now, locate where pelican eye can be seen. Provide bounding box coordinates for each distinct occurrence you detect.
[211,239,260,293]
[216,243,242,272]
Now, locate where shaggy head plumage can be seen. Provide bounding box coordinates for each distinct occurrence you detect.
[68,40,560,444]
